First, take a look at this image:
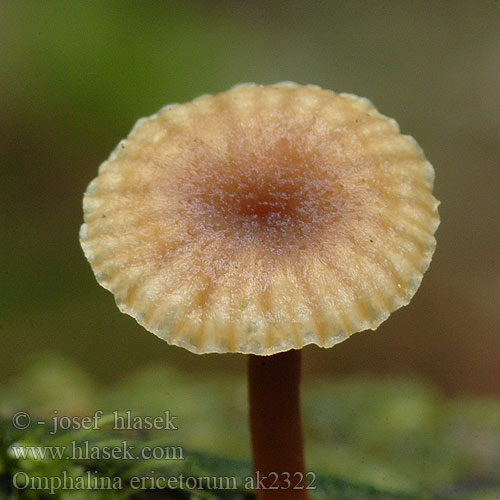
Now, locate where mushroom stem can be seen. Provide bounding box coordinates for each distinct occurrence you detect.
[248,350,309,500]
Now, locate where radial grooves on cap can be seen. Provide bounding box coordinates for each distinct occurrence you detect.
[319,270,357,337]
[256,286,274,353]
[81,83,439,354]
[295,277,320,347]
[281,267,305,350]
[299,264,330,345]
[344,240,403,312]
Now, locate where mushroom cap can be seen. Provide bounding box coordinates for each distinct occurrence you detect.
[80,83,439,355]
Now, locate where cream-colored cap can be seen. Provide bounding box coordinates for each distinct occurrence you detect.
[80,83,440,355]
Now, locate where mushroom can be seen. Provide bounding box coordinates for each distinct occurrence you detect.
[80,83,439,499]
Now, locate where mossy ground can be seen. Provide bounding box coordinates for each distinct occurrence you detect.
[1,356,499,499]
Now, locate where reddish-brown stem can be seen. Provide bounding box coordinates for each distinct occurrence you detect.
[248,349,309,500]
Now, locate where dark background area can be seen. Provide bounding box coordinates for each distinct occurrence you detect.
[1,0,499,395]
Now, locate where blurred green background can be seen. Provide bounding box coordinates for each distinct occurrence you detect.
[1,0,499,395]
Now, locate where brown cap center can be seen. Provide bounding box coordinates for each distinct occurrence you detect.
[178,157,342,254]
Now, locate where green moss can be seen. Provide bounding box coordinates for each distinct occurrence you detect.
[1,357,500,499]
